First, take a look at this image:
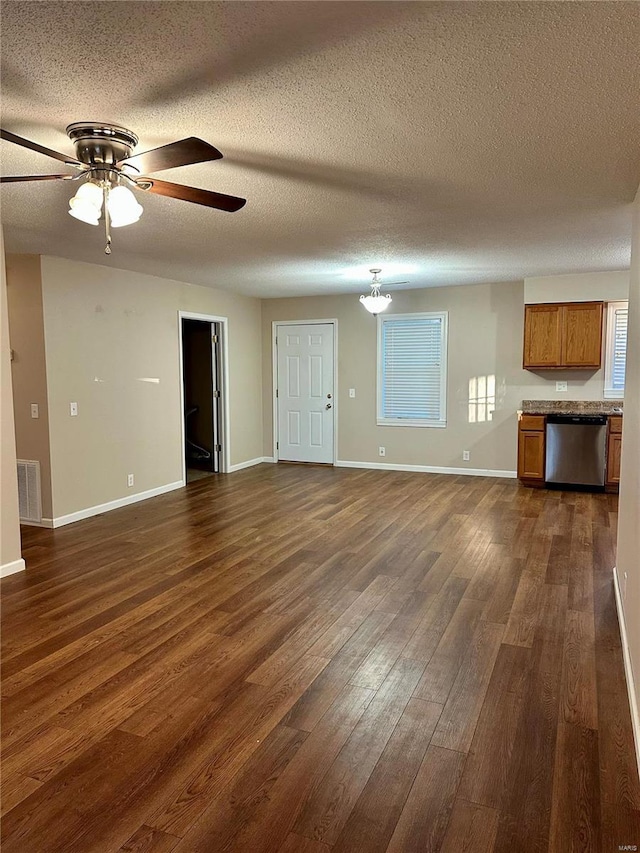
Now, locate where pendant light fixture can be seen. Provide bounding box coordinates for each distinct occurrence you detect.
[359,268,392,315]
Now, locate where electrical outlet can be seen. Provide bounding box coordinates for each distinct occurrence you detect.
[378,446,386,457]
[30,403,39,419]
[555,381,568,392]
[127,474,134,487]
[463,450,470,461]
[349,388,356,398]
[69,402,78,417]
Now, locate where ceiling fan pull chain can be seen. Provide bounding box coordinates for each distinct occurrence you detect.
[103,186,112,255]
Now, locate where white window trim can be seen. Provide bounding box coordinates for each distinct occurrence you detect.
[376,311,448,428]
[603,300,628,399]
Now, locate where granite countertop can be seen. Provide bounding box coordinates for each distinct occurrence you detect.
[521,400,623,416]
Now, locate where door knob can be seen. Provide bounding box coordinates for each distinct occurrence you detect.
[326,403,332,409]
[327,393,332,399]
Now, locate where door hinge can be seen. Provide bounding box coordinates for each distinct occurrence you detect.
[276,441,279,450]
[276,388,279,398]
[212,334,219,343]
[215,444,222,452]
[214,390,221,398]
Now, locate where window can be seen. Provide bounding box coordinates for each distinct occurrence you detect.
[377,312,448,427]
[604,301,628,398]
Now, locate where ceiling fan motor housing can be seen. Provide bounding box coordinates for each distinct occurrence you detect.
[66,123,138,169]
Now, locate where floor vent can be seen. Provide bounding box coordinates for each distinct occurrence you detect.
[17,460,42,523]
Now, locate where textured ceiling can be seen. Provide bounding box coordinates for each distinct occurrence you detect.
[1,1,639,297]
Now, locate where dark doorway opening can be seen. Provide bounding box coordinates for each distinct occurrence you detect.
[181,318,222,483]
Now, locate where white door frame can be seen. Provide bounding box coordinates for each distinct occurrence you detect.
[178,311,230,482]
[272,319,338,464]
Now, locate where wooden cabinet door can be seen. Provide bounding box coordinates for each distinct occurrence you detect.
[523,305,562,368]
[561,302,603,368]
[609,415,622,434]
[518,430,545,480]
[606,433,622,485]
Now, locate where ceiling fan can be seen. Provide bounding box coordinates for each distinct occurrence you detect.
[0,123,246,254]
[359,268,409,314]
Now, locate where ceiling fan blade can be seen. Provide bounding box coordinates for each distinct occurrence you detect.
[119,138,222,174]
[384,280,410,286]
[0,128,80,165]
[139,178,246,212]
[0,174,72,183]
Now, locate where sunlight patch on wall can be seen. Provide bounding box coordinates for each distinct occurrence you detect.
[468,375,495,423]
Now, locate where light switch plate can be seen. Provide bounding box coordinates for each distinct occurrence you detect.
[70,402,78,416]
[30,403,39,419]
[555,381,568,392]
[349,388,356,398]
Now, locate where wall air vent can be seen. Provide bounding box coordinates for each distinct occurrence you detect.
[17,460,42,524]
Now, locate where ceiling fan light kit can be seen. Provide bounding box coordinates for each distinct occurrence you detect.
[67,176,143,251]
[1,122,246,255]
[360,268,393,315]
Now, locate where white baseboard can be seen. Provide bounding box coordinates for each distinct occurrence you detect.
[20,518,54,529]
[613,566,640,782]
[1,558,26,578]
[227,457,272,472]
[335,460,517,478]
[51,480,184,528]
[261,456,276,463]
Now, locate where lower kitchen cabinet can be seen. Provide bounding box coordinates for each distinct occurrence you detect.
[517,415,546,485]
[606,416,622,492]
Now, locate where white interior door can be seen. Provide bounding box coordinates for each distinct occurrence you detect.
[276,323,335,463]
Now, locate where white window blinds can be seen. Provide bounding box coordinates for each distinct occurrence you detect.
[611,306,628,391]
[605,302,628,397]
[377,313,448,427]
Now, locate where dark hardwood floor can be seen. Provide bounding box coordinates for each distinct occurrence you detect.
[2,464,639,852]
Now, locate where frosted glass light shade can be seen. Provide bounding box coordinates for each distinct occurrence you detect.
[73,181,103,207]
[359,293,392,314]
[107,186,143,227]
[68,181,102,225]
[68,199,100,225]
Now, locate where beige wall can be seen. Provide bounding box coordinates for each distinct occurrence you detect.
[38,256,262,519]
[264,281,528,472]
[0,231,24,574]
[524,270,629,304]
[5,255,53,518]
[616,190,640,725]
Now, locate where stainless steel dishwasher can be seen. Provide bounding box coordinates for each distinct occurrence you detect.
[545,414,607,490]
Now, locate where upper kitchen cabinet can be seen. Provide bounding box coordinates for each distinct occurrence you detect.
[523,301,603,370]
[523,304,563,368]
[561,302,604,367]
